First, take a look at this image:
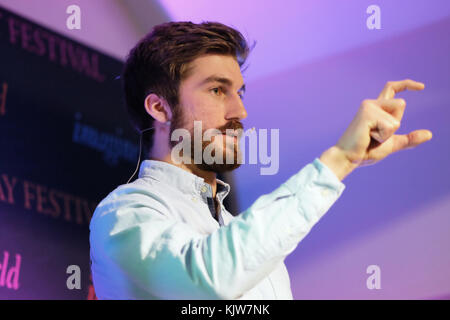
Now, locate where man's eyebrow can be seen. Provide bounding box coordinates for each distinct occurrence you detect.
[199,75,246,93]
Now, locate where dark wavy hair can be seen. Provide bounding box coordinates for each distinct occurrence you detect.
[122,21,255,152]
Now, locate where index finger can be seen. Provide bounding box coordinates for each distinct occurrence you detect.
[377,79,425,100]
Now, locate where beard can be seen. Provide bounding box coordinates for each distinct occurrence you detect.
[168,106,243,173]
[194,133,242,173]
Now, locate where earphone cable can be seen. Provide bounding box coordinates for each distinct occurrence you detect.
[126,127,155,184]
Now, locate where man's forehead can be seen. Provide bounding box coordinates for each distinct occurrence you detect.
[185,55,244,88]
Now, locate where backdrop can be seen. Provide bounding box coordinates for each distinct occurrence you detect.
[0,0,449,300]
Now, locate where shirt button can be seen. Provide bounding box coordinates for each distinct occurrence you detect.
[191,196,198,202]
[321,189,330,197]
[201,186,207,193]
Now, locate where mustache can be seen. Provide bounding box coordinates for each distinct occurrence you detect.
[218,121,244,134]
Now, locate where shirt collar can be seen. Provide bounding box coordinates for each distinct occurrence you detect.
[138,159,231,201]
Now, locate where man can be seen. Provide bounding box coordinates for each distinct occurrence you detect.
[89,21,432,299]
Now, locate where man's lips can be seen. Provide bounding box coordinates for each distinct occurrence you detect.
[221,132,238,137]
[214,132,239,144]
[221,129,242,138]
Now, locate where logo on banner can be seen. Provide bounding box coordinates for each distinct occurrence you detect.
[87,272,98,300]
[0,82,7,116]
[72,113,138,166]
[4,10,105,82]
[0,173,97,225]
[0,250,21,290]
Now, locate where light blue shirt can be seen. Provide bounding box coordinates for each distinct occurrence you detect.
[89,158,345,299]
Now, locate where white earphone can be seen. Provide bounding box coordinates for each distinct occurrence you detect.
[126,119,171,183]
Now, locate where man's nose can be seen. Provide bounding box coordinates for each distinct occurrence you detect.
[225,93,248,121]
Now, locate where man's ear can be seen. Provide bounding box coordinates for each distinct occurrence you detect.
[144,93,173,123]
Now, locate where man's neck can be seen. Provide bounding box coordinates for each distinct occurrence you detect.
[150,153,218,199]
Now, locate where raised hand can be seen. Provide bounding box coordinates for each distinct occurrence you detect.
[320,79,433,181]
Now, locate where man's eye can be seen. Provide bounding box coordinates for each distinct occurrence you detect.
[211,87,222,95]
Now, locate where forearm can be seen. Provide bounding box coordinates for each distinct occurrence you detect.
[319,146,358,181]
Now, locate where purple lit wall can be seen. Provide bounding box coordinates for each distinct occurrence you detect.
[236,18,450,299]
[1,0,449,299]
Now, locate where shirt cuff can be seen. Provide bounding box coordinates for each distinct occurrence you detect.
[313,157,346,195]
[283,158,345,196]
[282,157,346,223]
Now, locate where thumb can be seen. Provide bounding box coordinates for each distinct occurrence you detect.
[391,129,433,152]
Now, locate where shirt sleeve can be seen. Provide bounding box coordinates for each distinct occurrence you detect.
[90,158,345,299]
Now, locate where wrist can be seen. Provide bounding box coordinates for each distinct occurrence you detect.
[319,146,357,181]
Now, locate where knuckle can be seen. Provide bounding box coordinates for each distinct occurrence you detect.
[381,118,393,130]
[386,122,395,131]
[361,99,374,108]
[398,98,406,107]
[392,120,401,130]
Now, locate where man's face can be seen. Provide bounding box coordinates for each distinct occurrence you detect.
[170,54,248,173]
